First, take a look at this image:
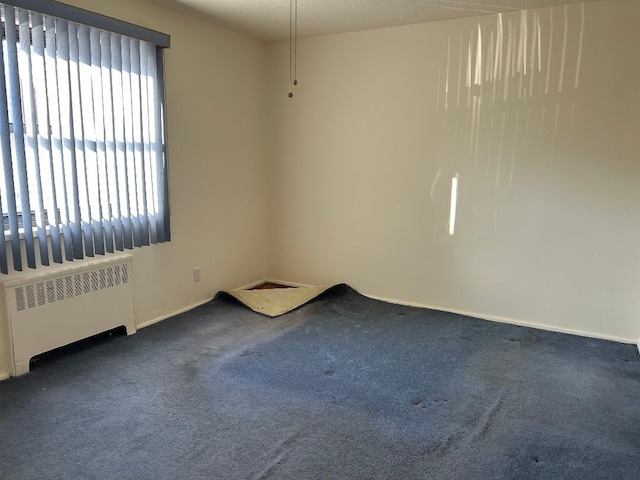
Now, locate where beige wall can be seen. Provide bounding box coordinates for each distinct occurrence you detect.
[267,0,640,341]
[0,0,269,375]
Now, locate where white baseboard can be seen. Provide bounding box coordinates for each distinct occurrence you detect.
[266,278,319,288]
[265,281,638,345]
[138,278,639,346]
[235,278,268,291]
[136,278,270,330]
[136,298,213,330]
[364,292,638,345]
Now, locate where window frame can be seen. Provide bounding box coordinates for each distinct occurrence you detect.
[0,1,171,273]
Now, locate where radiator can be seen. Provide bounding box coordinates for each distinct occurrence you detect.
[2,255,136,377]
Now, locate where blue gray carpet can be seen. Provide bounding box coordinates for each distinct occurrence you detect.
[1,284,639,479]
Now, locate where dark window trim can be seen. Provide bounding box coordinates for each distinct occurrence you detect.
[1,0,170,48]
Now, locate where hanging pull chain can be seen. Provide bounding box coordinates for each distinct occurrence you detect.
[294,0,298,86]
[288,0,293,98]
[288,0,298,98]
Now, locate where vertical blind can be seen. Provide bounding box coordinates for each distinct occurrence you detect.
[0,3,170,274]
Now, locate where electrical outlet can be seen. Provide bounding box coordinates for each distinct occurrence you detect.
[193,267,201,282]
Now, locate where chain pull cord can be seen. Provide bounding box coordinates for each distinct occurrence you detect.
[288,0,293,97]
[294,0,298,86]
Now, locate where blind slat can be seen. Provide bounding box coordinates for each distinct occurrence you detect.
[127,38,144,248]
[102,32,125,252]
[98,30,116,253]
[156,46,170,242]
[150,48,163,242]
[67,21,94,258]
[89,27,112,254]
[120,38,138,249]
[31,12,63,264]
[18,9,49,266]
[5,6,36,269]
[78,24,104,256]
[0,34,22,271]
[140,42,156,245]
[55,18,84,259]
[44,14,68,263]
[111,33,134,250]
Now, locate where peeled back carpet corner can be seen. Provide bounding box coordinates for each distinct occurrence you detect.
[222,284,335,317]
[0,284,639,479]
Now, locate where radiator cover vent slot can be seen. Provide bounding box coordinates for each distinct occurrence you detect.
[14,264,130,312]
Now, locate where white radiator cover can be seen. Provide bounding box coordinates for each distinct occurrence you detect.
[2,255,136,376]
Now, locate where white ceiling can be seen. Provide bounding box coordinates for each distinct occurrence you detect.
[153,0,598,42]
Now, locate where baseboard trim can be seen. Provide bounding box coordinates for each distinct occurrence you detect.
[136,279,269,330]
[136,298,213,330]
[0,370,10,382]
[137,278,639,346]
[266,278,318,288]
[364,292,637,345]
[235,278,269,290]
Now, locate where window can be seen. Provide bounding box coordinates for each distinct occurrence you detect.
[0,1,170,273]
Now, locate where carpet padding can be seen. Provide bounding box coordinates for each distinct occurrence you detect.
[222,284,335,317]
[0,285,639,479]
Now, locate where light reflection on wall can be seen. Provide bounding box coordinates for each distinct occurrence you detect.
[433,4,586,236]
[449,174,458,236]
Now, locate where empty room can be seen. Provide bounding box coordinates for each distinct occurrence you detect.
[0,0,639,478]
